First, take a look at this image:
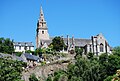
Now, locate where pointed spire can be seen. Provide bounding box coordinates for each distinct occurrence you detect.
[39,6,45,22]
[40,6,43,16]
[37,6,47,29]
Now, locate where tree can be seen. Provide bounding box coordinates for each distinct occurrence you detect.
[75,47,83,57]
[51,36,66,51]
[46,76,52,81]
[46,46,120,81]
[53,70,67,81]
[98,48,120,81]
[0,37,14,54]
[0,58,27,81]
[29,73,38,81]
[107,54,120,75]
[87,52,94,60]
[104,69,120,81]
[112,46,120,56]
[34,48,43,56]
[99,53,108,64]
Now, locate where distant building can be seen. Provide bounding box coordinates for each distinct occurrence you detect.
[36,6,112,56]
[13,42,34,52]
[20,53,39,62]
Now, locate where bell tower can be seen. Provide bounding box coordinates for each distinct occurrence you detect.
[36,6,50,48]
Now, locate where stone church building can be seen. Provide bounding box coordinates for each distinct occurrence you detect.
[36,6,112,55]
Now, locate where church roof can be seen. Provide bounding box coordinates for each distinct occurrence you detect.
[75,39,91,46]
[41,37,91,47]
[41,39,52,45]
[63,38,91,47]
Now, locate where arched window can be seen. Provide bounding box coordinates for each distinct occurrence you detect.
[100,43,104,52]
[42,31,44,34]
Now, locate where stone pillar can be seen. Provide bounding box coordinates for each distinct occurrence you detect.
[67,35,70,51]
[91,36,95,54]
[72,35,75,50]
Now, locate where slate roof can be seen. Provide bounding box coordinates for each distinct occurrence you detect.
[0,53,13,58]
[74,39,91,47]
[0,53,25,61]
[13,55,25,61]
[41,37,91,47]
[41,39,52,45]
[63,38,91,47]
[23,53,39,61]
[13,42,34,47]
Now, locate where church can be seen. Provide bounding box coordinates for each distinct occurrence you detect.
[36,6,112,56]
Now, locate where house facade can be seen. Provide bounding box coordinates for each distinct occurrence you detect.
[36,6,112,56]
[13,42,34,52]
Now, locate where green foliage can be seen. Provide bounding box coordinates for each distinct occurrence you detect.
[107,54,120,75]
[46,76,52,81]
[104,69,120,81]
[0,58,27,81]
[75,47,83,59]
[113,46,120,56]
[29,73,38,81]
[87,52,94,60]
[69,56,100,81]
[98,48,120,80]
[46,46,120,81]
[41,61,46,66]
[0,37,14,54]
[25,50,34,54]
[104,75,113,81]
[15,52,23,56]
[53,70,67,81]
[34,48,43,56]
[75,47,83,56]
[60,53,67,57]
[51,36,66,51]
[99,53,108,64]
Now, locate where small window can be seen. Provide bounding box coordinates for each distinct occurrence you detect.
[42,23,43,26]
[42,31,44,34]
[24,46,27,50]
[29,46,31,50]
[19,46,21,50]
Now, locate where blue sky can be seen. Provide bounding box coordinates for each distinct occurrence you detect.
[0,0,120,47]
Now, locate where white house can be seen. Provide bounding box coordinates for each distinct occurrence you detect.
[13,42,34,52]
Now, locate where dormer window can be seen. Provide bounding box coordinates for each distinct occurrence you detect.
[18,42,21,46]
[25,43,27,46]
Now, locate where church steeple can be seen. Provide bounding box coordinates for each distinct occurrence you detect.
[36,6,50,48]
[37,6,47,29]
[39,6,45,23]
